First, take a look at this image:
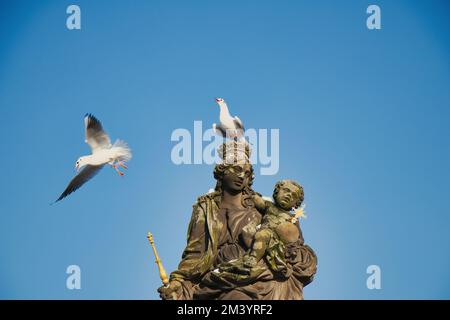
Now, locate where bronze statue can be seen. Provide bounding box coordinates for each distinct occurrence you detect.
[157,141,317,300]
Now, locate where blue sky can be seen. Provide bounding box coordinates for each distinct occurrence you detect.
[0,0,449,299]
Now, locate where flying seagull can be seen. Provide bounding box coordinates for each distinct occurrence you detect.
[212,98,245,140]
[55,113,132,202]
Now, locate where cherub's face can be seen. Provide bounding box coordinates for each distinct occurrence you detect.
[275,182,300,210]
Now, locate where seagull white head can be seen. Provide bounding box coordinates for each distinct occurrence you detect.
[75,156,88,171]
[215,97,227,109]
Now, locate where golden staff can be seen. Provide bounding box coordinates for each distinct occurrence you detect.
[147,232,169,287]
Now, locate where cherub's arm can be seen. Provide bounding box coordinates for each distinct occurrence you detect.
[253,193,269,214]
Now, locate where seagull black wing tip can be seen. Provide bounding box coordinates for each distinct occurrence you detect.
[85,113,101,127]
[85,113,97,120]
[54,193,67,204]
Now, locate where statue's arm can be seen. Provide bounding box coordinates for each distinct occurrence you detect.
[295,220,304,244]
[290,243,318,287]
[159,203,207,300]
[285,223,317,287]
[169,203,206,282]
[253,193,269,214]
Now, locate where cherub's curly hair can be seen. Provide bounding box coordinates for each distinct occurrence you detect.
[212,163,256,208]
[273,180,304,209]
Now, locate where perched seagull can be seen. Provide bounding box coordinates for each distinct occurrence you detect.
[55,113,132,202]
[212,98,245,140]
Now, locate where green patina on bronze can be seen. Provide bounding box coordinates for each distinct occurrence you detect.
[217,180,304,279]
[170,191,222,282]
[157,142,317,300]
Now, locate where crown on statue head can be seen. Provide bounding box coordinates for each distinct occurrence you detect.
[217,140,251,165]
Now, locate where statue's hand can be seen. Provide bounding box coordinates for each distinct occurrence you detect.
[157,280,182,300]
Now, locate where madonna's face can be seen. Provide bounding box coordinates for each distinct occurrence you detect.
[222,165,252,193]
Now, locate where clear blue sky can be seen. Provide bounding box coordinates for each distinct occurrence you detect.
[0,0,449,299]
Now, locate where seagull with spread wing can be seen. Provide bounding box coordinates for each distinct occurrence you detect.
[212,98,245,140]
[55,113,132,202]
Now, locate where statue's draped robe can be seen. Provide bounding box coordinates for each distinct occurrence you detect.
[169,192,317,300]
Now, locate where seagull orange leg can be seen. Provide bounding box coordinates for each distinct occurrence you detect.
[118,161,128,169]
[112,164,124,176]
